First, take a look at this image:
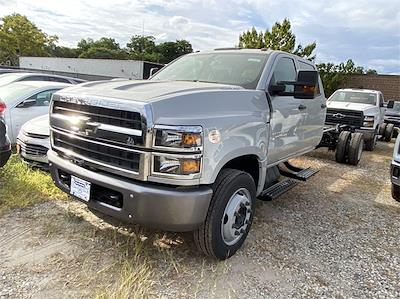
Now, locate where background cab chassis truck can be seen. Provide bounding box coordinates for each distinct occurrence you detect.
[50,49,334,259]
[325,88,393,152]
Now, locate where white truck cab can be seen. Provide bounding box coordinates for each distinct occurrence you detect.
[326,88,387,150]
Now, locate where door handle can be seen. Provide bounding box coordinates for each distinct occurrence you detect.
[298,104,307,110]
[321,103,327,109]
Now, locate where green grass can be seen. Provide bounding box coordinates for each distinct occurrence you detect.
[0,155,67,213]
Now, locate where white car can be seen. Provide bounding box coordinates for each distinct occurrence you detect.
[17,115,50,168]
[326,88,387,151]
[0,72,85,87]
[0,81,71,143]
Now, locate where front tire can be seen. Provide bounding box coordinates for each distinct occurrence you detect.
[193,168,256,260]
[392,184,400,202]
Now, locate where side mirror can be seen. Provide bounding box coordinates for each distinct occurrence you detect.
[268,70,318,99]
[150,68,159,77]
[17,98,36,108]
[293,70,318,99]
[387,100,394,109]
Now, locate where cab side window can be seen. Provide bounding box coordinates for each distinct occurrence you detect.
[26,89,59,106]
[270,57,297,92]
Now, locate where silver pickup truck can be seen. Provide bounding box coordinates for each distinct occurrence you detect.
[48,49,328,259]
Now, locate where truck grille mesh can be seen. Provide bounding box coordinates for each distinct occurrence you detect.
[53,131,140,172]
[326,108,364,127]
[51,100,144,176]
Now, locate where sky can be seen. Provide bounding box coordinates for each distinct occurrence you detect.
[0,0,399,74]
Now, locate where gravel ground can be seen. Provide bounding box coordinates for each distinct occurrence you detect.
[0,141,399,298]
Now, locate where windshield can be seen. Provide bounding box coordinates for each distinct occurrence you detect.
[329,91,377,105]
[0,73,24,86]
[390,102,400,112]
[0,83,38,104]
[150,53,269,89]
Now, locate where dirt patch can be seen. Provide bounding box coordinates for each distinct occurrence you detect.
[0,141,399,298]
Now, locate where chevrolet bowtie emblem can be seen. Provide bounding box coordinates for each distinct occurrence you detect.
[333,113,346,119]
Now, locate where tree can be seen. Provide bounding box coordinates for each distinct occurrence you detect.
[77,37,128,59]
[316,59,377,96]
[156,40,193,64]
[126,35,157,54]
[0,13,56,66]
[239,19,316,61]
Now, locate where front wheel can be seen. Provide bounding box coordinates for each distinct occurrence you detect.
[392,184,400,202]
[193,169,256,260]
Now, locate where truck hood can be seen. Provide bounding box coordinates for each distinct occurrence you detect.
[327,101,377,112]
[386,110,400,117]
[22,114,49,136]
[61,79,243,103]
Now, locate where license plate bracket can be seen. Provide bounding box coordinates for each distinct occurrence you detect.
[70,176,91,202]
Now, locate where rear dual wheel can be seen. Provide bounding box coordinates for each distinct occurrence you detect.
[384,124,395,142]
[335,131,364,166]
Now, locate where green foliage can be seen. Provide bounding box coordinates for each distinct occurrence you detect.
[316,59,377,96]
[0,13,56,66]
[239,18,316,61]
[156,40,193,64]
[0,155,67,214]
[127,36,193,63]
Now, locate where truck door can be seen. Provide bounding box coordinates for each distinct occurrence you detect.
[267,55,307,165]
[297,61,326,150]
[378,93,385,124]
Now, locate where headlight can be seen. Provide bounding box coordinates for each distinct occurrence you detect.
[154,125,202,149]
[363,116,375,127]
[153,155,201,175]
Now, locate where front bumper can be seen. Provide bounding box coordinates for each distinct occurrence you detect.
[48,150,213,232]
[391,160,400,187]
[16,135,50,167]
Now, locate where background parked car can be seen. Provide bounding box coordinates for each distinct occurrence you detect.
[17,114,50,168]
[0,68,26,75]
[0,81,71,143]
[0,72,85,87]
[0,99,11,167]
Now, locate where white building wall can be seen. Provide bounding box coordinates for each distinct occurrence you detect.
[19,57,144,79]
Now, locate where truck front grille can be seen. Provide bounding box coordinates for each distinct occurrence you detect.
[51,99,146,178]
[53,131,140,172]
[326,108,364,127]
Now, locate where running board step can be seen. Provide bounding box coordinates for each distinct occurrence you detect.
[258,179,298,201]
[279,162,319,181]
